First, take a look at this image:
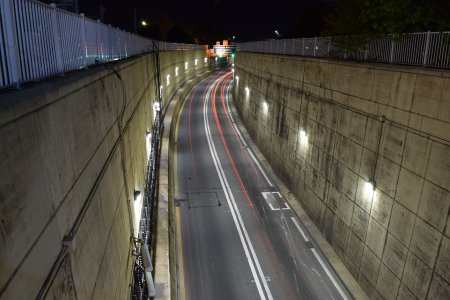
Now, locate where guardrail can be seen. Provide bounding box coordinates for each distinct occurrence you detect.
[0,0,206,89]
[237,32,450,69]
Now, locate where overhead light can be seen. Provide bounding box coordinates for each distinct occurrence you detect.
[195,58,198,66]
[245,86,250,97]
[141,21,147,26]
[166,74,170,86]
[215,57,218,62]
[232,63,235,67]
[185,62,188,70]
[204,57,208,63]
[235,76,239,81]
[175,66,179,76]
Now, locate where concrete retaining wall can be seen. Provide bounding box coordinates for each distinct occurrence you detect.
[234,52,450,300]
[0,50,209,299]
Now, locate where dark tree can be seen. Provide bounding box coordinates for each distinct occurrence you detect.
[326,0,450,36]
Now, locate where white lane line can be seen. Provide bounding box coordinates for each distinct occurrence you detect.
[291,217,348,300]
[225,82,274,187]
[311,249,349,300]
[203,75,272,300]
[291,217,309,242]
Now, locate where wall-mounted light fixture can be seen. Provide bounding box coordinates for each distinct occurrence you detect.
[262,101,269,113]
[299,130,307,139]
[133,190,142,237]
[146,131,152,159]
[364,179,376,199]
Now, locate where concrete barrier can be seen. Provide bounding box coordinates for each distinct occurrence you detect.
[234,52,450,300]
[0,50,209,299]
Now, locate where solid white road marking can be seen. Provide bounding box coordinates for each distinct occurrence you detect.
[291,217,348,300]
[203,75,272,300]
[291,217,309,242]
[311,248,349,300]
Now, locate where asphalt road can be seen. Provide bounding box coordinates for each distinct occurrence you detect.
[173,70,352,300]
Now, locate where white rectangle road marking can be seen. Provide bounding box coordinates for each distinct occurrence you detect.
[262,192,290,211]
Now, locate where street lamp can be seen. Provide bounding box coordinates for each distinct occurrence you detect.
[141,20,147,26]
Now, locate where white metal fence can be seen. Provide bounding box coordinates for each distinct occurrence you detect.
[237,32,450,69]
[0,0,206,89]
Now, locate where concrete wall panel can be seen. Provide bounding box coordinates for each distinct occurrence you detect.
[234,52,450,299]
[0,50,209,299]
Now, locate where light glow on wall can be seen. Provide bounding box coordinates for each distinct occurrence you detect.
[153,101,160,120]
[364,180,376,199]
[262,101,268,114]
[146,131,152,160]
[299,129,309,151]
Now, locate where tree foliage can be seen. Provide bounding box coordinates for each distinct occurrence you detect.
[326,0,450,36]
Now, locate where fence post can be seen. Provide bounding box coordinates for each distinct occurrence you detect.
[301,39,304,56]
[389,36,395,63]
[50,3,64,74]
[423,31,431,66]
[80,13,87,66]
[344,36,347,59]
[313,37,317,56]
[1,0,21,87]
[327,37,331,55]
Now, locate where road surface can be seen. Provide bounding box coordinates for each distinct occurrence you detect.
[173,70,352,300]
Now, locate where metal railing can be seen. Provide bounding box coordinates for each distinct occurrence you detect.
[0,0,206,89]
[237,32,450,68]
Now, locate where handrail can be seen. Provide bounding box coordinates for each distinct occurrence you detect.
[0,0,206,89]
[237,32,450,69]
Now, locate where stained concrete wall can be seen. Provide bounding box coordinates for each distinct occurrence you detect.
[0,49,209,299]
[234,52,450,300]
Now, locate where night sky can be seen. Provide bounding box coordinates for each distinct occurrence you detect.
[79,0,319,42]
